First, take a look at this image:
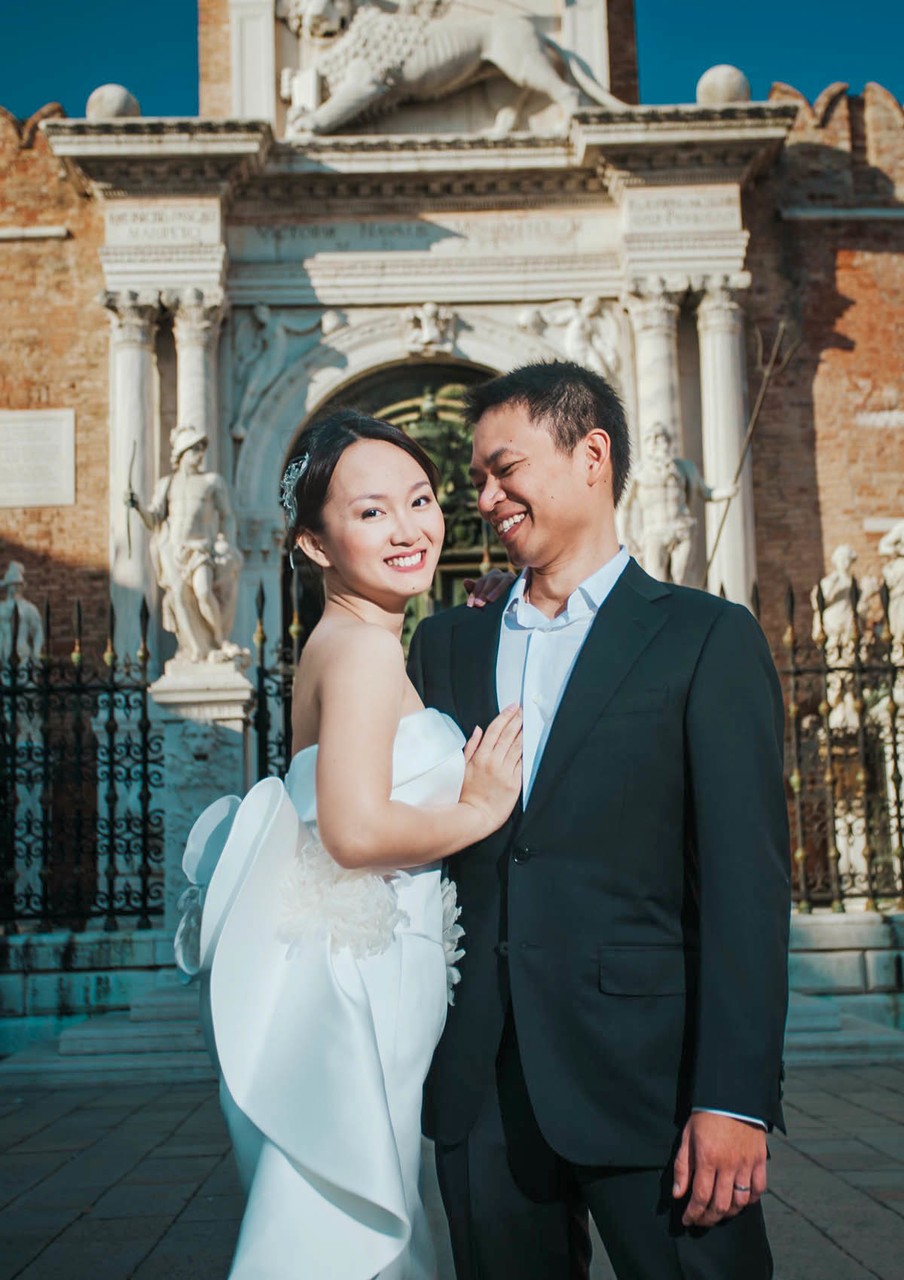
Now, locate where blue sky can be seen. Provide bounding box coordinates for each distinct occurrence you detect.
[0,0,901,120]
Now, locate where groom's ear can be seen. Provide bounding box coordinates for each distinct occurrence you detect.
[583,429,612,487]
[296,529,331,570]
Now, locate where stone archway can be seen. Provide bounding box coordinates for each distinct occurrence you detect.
[233,310,560,517]
[229,309,561,657]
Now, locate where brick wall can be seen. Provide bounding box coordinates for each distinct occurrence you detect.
[608,0,639,106]
[744,82,904,651]
[0,107,110,658]
[199,0,232,119]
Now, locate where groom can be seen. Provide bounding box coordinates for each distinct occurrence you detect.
[408,360,790,1279]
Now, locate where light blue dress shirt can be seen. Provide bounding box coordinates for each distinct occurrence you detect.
[495,547,630,803]
[493,548,765,1131]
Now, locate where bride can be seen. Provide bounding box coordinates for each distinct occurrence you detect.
[179,408,522,1279]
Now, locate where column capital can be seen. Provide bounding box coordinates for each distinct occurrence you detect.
[623,277,687,333]
[165,287,227,343]
[695,272,751,333]
[101,288,160,346]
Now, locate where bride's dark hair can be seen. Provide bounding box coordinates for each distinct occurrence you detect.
[280,409,440,550]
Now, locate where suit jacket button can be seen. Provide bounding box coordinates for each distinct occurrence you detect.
[512,845,531,864]
[496,941,510,957]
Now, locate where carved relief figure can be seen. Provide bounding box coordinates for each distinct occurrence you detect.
[519,296,621,383]
[879,520,904,643]
[127,427,244,664]
[622,424,736,586]
[230,305,325,443]
[280,0,626,137]
[0,562,44,663]
[403,302,455,356]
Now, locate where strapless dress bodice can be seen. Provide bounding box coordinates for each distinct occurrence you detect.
[283,708,466,944]
[285,707,466,824]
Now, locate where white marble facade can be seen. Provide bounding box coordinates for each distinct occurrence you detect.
[44,0,798,662]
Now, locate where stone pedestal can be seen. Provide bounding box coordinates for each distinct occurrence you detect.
[149,658,254,934]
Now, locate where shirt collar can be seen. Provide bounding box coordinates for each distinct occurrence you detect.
[503,547,630,631]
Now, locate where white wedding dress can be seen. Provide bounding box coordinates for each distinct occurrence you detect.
[177,708,466,1280]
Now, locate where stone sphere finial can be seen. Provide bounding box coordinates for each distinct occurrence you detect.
[85,84,141,120]
[696,65,752,106]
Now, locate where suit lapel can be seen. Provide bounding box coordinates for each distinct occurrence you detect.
[524,561,670,824]
[450,595,505,736]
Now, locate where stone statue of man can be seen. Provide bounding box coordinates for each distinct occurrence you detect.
[809,544,867,651]
[878,519,904,644]
[622,423,736,586]
[127,427,243,663]
[0,561,44,663]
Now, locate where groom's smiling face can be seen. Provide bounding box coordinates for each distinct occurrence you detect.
[470,401,608,571]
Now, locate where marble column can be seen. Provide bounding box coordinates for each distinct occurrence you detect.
[103,289,160,662]
[626,282,684,455]
[169,288,226,472]
[230,0,277,123]
[696,280,756,604]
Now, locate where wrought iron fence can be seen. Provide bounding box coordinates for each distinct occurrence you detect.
[252,579,303,781]
[2,578,902,933]
[779,579,903,912]
[0,601,165,932]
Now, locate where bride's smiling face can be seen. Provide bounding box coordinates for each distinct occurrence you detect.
[298,439,444,603]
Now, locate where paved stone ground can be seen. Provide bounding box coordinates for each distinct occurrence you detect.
[1,1065,904,1279]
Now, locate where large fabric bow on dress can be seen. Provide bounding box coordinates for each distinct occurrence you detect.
[189,777,414,1279]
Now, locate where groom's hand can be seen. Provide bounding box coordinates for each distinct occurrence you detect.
[673,1112,767,1228]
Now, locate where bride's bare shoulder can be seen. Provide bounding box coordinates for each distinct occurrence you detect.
[293,619,404,750]
[301,618,403,683]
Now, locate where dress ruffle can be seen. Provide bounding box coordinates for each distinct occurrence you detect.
[278,822,408,959]
[441,877,465,1005]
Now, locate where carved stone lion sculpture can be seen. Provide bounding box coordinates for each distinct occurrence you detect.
[280,0,626,137]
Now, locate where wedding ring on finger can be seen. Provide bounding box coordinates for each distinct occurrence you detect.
[733,1184,751,1193]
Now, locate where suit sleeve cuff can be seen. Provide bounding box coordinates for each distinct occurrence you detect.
[692,1107,767,1130]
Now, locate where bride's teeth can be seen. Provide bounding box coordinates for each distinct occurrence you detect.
[388,552,423,568]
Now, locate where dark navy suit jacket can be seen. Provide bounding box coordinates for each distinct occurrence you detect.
[408,559,790,1167]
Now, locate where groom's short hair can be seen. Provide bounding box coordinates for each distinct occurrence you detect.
[462,360,631,506]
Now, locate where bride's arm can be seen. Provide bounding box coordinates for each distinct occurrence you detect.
[315,625,520,870]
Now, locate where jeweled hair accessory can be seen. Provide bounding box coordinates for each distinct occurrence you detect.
[280,453,310,527]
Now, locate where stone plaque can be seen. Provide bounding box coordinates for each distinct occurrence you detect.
[105,201,222,248]
[624,187,741,234]
[0,410,76,508]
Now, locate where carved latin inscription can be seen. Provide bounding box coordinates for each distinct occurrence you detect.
[624,187,741,235]
[228,211,602,261]
[105,203,222,248]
